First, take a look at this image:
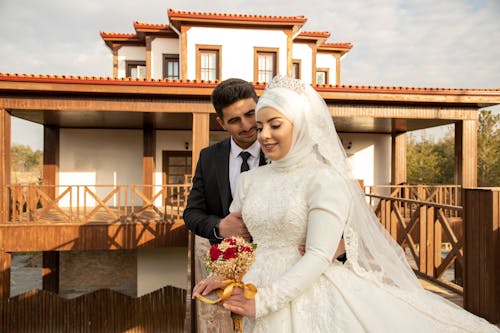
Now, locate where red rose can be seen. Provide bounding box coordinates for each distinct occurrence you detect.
[241,246,252,253]
[210,245,223,261]
[227,238,237,245]
[223,246,238,259]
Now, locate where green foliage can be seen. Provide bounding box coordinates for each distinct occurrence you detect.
[477,111,500,186]
[407,110,499,186]
[11,144,42,172]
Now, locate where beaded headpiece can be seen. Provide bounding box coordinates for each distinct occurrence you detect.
[266,75,307,94]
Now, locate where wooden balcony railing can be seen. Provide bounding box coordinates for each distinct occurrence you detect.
[366,193,464,293]
[3,184,191,224]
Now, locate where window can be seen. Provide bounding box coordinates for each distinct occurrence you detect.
[126,60,146,78]
[292,60,301,79]
[316,68,329,85]
[254,48,278,83]
[196,45,221,81]
[163,54,179,79]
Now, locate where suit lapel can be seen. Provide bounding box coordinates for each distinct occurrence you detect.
[216,138,232,215]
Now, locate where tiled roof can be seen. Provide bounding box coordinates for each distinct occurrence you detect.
[133,21,170,30]
[320,42,353,50]
[167,9,307,24]
[1,73,499,98]
[99,32,138,40]
[297,31,331,39]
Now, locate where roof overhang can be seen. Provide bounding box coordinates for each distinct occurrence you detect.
[1,74,499,133]
[167,9,307,33]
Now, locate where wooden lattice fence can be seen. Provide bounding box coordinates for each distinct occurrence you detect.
[0,286,186,333]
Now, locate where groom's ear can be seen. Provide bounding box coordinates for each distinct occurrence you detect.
[216,116,227,130]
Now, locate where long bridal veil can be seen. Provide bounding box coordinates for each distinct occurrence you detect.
[262,75,497,332]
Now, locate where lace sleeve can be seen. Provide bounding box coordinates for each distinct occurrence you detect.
[254,169,351,318]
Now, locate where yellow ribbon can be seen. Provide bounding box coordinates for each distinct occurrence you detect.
[196,279,257,304]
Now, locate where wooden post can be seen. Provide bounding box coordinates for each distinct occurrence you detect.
[42,251,59,293]
[146,36,152,80]
[191,113,210,175]
[143,127,156,200]
[455,120,478,187]
[112,45,119,78]
[0,251,11,298]
[425,205,435,277]
[0,109,11,223]
[391,132,407,185]
[43,126,59,292]
[419,203,427,273]
[463,188,499,324]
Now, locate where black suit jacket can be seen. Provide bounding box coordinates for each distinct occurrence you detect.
[183,138,266,244]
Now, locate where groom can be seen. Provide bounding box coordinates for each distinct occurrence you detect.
[183,78,264,244]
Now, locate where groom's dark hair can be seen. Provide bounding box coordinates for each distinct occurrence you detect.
[211,78,258,119]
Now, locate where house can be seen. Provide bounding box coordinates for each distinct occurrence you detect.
[0,8,499,324]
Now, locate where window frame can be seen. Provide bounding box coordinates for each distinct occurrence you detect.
[316,68,330,85]
[125,60,146,78]
[162,53,180,79]
[196,44,222,81]
[254,47,279,83]
[292,59,301,79]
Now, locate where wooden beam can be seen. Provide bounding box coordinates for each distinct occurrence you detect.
[0,109,10,223]
[191,113,210,175]
[329,104,477,120]
[0,221,187,251]
[455,120,478,187]
[1,97,213,114]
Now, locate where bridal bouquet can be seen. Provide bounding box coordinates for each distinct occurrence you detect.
[197,236,257,333]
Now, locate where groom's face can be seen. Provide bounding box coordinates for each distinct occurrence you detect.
[216,97,258,149]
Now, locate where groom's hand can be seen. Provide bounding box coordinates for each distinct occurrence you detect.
[219,212,251,241]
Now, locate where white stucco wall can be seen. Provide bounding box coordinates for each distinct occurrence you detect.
[137,247,188,296]
[59,129,142,207]
[339,133,391,186]
[186,27,288,81]
[117,46,147,78]
[292,43,313,84]
[316,53,336,85]
[151,37,180,79]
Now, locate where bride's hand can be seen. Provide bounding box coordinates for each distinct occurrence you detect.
[192,275,226,299]
[222,287,256,317]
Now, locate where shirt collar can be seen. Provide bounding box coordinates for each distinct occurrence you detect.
[230,138,261,158]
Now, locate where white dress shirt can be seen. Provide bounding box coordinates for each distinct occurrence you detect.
[229,138,261,198]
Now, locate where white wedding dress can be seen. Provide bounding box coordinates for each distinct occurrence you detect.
[230,158,498,333]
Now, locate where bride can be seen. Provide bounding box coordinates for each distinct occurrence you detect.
[193,75,499,332]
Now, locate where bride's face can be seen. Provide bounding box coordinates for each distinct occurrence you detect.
[256,107,293,161]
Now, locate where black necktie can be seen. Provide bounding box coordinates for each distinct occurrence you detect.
[239,151,251,172]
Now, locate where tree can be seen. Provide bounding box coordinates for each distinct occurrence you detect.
[407,109,499,186]
[477,110,500,186]
[11,144,42,172]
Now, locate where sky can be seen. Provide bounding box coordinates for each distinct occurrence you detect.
[1,0,499,150]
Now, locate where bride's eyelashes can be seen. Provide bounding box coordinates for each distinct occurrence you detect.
[256,122,282,132]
